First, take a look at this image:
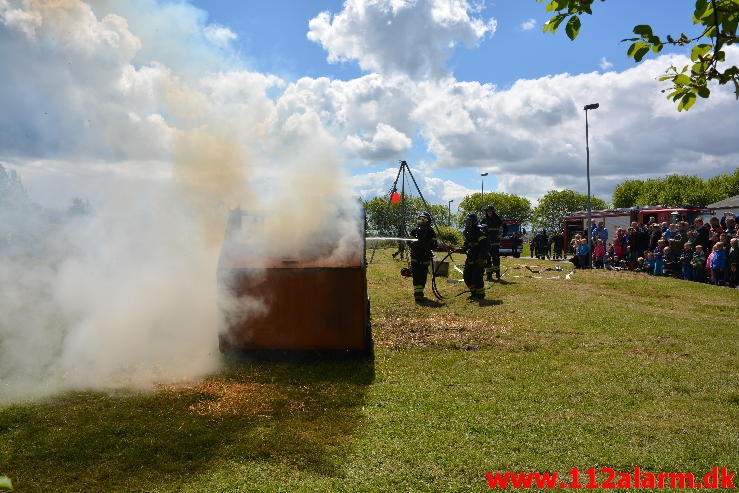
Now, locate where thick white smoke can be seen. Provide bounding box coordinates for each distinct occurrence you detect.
[0,0,363,402]
[0,185,224,400]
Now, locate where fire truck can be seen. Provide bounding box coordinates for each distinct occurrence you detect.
[562,205,713,248]
[499,219,524,257]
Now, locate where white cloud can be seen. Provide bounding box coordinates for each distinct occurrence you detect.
[345,122,412,160]
[2,0,738,212]
[600,56,613,70]
[268,48,739,204]
[520,18,536,31]
[203,23,237,47]
[307,0,497,79]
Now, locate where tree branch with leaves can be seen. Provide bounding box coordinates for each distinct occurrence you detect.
[538,0,739,110]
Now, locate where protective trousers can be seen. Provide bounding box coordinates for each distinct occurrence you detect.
[485,243,501,279]
[464,261,485,298]
[411,259,430,298]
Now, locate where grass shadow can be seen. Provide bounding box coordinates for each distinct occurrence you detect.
[415,297,444,308]
[0,359,374,492]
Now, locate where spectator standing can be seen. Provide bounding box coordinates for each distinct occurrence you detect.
[710,242,727,285]
[663,246,679,278]
[694,217,710,251]
[728,237,739,288]
[591,221,608,245]
[630,222,649,257]
[592,238,605,269]
[723,216,736,237]
[576,238,590,269]
[613,228,627,259]
[662,222,674,241]
[692,245,707,282]
[649,223,663,252]
[644,251,656,274]
[653,239,666,276]
[625,245,639,269]
[679,242,694,281]
[709,216,724,236]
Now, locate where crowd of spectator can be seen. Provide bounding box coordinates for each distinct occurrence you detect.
[561,215,739,288]
[528,216,738,288]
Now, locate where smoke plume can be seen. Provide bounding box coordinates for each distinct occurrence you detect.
[0,0,362,403]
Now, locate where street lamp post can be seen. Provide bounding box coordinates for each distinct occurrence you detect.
[448,199,454,226]
[584,102,599,269]
[480,172,488,205]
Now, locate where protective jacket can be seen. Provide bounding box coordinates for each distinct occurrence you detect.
[480,213,502,247]
[462,225,489,266]
[410,225,437,261]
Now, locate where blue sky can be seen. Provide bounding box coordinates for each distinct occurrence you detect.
[186,0,729,201]
[1,0,736,209]
[192,0,694,86]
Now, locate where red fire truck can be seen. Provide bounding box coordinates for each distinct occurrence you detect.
[500,219,524,257]
[562,205,713,248]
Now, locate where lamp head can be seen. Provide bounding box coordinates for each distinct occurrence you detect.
[584,103,600,110]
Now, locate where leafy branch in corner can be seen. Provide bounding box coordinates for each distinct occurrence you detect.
[537,0,739,111]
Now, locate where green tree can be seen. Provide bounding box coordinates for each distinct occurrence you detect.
[655,174,712,206]
[537,0,739,110]
[633,178,662,206]
[363,196,448,236]
[705,166,739,200]
[612,179,645,208]
[457,192,532,227]
[532,189,608,231]
[612,170,738,207]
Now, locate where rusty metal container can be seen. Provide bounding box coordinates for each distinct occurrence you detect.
[217,209,372,357]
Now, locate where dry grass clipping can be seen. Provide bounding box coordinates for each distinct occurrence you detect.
[373,313,514,350]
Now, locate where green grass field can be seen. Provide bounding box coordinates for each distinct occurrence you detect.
[1,249,737,492]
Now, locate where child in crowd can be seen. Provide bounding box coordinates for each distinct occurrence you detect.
[663,246,679,278]
[653,239,666,276]
[644,251,655,274]
[679,242,694,281]
[613,228,626,258]
[635,257,647,272]
[710,242,727,285]
[692,244,706,282]
[576,238,590,269]
[706,245,716,283]
[592,238,605,269]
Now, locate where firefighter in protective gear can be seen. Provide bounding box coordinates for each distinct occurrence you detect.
[409,211,437,301]
[481,204,502,281]
[460,213,488,299]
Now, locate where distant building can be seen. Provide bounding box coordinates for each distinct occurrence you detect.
[707,194,739,218]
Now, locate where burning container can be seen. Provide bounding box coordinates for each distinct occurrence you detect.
[217,208,372,357]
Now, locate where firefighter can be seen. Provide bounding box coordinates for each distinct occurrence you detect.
[460,213,488,299]
[536,229,549,260]
[409,211,437,301]
[481,204,503,281]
